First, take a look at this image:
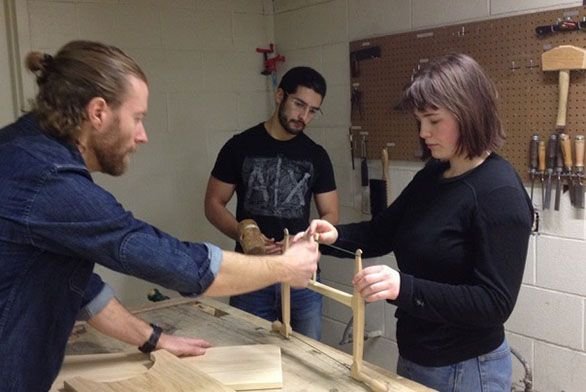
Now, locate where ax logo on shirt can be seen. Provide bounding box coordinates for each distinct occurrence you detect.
[242,155,313,219]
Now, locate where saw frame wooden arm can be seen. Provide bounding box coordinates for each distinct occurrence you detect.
[272,232,391,392]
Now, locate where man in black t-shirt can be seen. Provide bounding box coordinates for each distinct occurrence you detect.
[204,67,339,340]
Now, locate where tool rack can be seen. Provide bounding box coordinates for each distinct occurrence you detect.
[349,5,586,186]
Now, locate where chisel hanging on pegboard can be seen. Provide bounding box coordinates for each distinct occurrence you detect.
[360,132,370,215]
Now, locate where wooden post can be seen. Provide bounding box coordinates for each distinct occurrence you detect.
[277,245,391,391]
[351,249,364,379]
[281,229,292,338]
[272,229,292,338]
[350,250,390,392]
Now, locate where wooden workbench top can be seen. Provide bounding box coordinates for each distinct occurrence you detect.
[59,297,432,392]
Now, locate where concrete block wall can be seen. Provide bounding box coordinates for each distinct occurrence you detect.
[9,0,275,306]
[0,2,15,124]
[272,1,586,391]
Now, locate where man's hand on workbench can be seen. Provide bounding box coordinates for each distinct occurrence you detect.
[281,234,319,288]
[156,334,212,357]
[86,297,212,357]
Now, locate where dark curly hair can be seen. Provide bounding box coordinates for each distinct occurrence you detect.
[278,66,326,99]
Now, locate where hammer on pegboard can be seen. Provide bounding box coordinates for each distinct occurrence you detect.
[541,45,586,134]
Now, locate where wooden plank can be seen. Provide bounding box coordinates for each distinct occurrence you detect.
[53,345,282,391]
[64,350,234,392]
[184,345,282,390]
[63,298,434,392]
[52,352,150,390]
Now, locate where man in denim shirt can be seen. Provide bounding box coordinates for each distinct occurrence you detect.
[0,41,319,392]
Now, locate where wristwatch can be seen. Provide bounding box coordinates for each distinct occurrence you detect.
[138,323,163,353]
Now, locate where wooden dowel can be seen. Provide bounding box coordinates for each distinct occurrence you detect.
[307,281,353,307]
[359,373,390,392]
[280,229,292,338]
[351,249,365,380]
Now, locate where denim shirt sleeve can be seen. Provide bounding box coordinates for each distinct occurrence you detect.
[76,274,115,321]
[25,165,223,295]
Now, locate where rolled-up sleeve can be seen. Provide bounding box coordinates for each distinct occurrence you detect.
[77,274,115,321]
[204,242,223,277]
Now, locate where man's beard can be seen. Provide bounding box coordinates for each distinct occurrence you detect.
[93,116,131,176]
[278,102,305,135]
[95,145,129,176]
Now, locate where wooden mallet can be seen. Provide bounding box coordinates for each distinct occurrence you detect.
[542,45,586,131]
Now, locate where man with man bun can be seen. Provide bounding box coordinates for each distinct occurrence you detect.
[0,40,320,391]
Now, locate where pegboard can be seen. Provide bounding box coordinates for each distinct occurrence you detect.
[350,6,586,182]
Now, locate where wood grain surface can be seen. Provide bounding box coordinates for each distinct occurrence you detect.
[61,297,434,392]
[64,350,234,392]
[52,345,282,391]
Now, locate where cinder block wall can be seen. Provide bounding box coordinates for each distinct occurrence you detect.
[0,2,14,124]
[272,1,586,391]
[9,0,275,306]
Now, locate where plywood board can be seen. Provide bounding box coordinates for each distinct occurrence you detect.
[52,345,282,391]
[64,350,234,392]
[184,344,282,390]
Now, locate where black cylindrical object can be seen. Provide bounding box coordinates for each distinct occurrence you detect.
[369,179,387,216]
[361,158,368,187]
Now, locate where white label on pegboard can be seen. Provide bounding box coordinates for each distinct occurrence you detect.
[416,32,434,38]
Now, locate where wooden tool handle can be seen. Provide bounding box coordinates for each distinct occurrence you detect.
[538,140,546,172]
[238,219,265,255]
[576,135,585,170]
[559,133,573,170]
[556,70,570,129]
[381,147,388,180]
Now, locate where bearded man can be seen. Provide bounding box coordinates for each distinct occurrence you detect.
[205,67,339,340]
[0,41,320,391]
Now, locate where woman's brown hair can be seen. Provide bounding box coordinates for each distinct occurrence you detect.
[399,53,505,159]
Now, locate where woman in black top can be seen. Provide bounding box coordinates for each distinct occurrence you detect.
[302,54,533,391]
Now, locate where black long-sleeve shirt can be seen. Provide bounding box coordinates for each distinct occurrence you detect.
[332,154,533,366]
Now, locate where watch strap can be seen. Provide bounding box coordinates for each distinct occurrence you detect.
[138,323,162,353]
